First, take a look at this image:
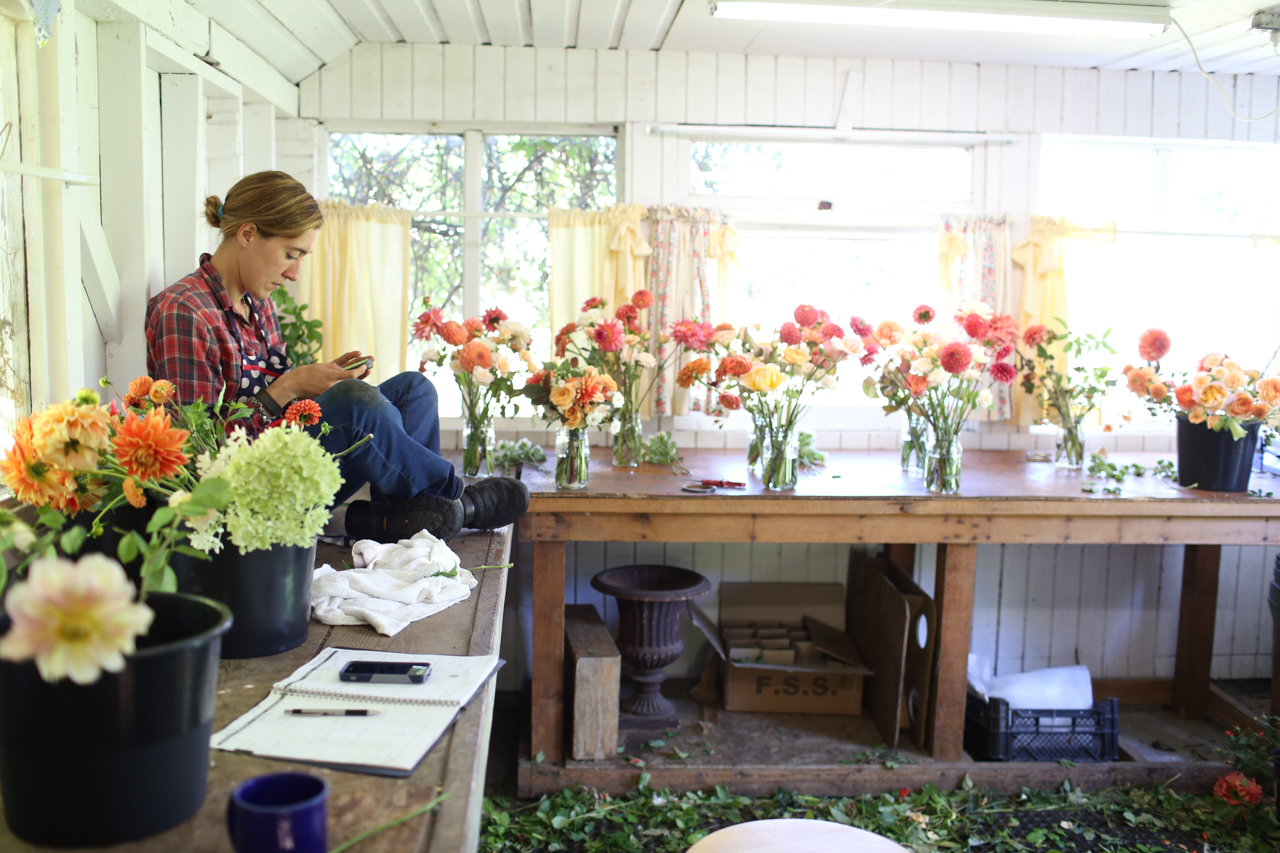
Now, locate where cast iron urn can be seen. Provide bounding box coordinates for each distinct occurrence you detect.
[591,565,710,717]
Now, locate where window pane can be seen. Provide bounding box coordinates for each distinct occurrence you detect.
[481,136,617,357]
[730,230,940,406]
[0,168,29,448]
[691,142,972,205]
[1039,142,1161,228]
[1166,148,1280,234]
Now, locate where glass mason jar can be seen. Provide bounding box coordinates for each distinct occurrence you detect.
[461,415,495,477]
[1053,406,1092,470]
[612,410,642,468]
[762,427,799,491]
[555,427,590,490]
[925,431,963,495]
[901,412,929,473]
[747,411,768,475]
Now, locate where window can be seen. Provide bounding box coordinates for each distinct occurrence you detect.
[328,132,615,417]
[1039,137,1280,424]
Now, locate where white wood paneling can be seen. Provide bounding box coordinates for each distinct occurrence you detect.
[1151,71,1180,138]
[745,54,776,126]
[1232,73,1253,142]
[976,63,1005,132]
[380,43,413,120]
[863,58,891,128]
[806,56,836,127]
[349,42,381,120]
[595,48,626,122]
[715,53,745,125]
[1205,73,1236,139]
[504,46,536,122]
[443,44,474,121]
[1178,73,1208,138]
[474,45,505,121]
[319,50,352,119]
[655,50,686,123]
[1005,65,1035,133]
[774,55,804,127]
[565,48,595,122]
[949,62,978,132]
[1250,75,1279,143]
[626,49,656,123]
[535,47,567,122]
[685,52,717,124]
[480,0,524,47]
[242,102,275,173]
[1124,70,1153,137]
[412,44,443,120]
[1032,66,1062,133]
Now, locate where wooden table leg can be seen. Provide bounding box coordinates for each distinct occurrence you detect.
[530,541,566,765]
[1173,544,1221,720]
[1273,585,1280,717]
[885,544,917,574]
[926,543,976,761]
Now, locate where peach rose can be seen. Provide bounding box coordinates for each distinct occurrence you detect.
[1199,353,1223,370]
[1174,384,1196,410]
[1198,382,1228,409]
[1256,376,1280,406]
[1223,369,1248,391]
[561,406,585,430]
[781,346,809,366]
[1190,373,1212,393]
[1187,408,1207,424]
[875,321,903,346]
[1252,402,1273,420]
[1208,415,1221,430]
[549,384,576,409]
[906,373,929,397]
[1227,393,1255,418]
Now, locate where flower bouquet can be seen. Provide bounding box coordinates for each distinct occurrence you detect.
[1016,320,1117,469]
[413,301,533,477]
[1124,330,1279,491]
[861,303,1019,494]
[520,362,622,489]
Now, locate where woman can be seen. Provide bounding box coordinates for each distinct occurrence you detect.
[145,171,527,541]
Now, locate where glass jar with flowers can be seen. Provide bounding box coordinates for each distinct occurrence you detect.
[520,362,623,489]
[1124,329,1279,492]
[411,301,532,478]
[860,303,1020,494]
[1015,320,1117,470]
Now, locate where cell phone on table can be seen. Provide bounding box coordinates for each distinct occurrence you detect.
[344,356,372,371]
[339,661,431,684]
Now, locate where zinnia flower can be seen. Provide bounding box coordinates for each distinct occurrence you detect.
[794,305,819,327]
[439,321,468,347]
[581,296,605,311]
[710,322,736,347]
[875,321,903,346]
[127,376,154,398]
[718,393,742,411]
[122,477,147,508]
[0,555,154,685]
[848,316,873,337]
[31,400,113,470]
[938,342,973,375]
[912,305,935,325]
[962,313,989,340]
[412,307,445,341]
[554,322,577,357]
[995,343,1014,361]
[1251,402,1272,419]
[592,320,624,352]
[122,393,144,410]
[148,380,176,404]
[482,307,508,331]
[1126,366,1156,395]
[0,418,68,507]
[615,303,639,329]
[631,289,654,310]
[1214,771,1263,807]
[458,340,494,373]
[112,408,190,482]
[1022,325,1049,347]
[1137,328,1171,363]
[677,358,711,388]
[284,399,323,427]
[990,361,1017,384]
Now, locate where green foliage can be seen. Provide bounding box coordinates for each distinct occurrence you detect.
[1018,321,1117,431]
[1081,452,1179,495]
[480,780,1280,852]
[797,431,826,469]
[270,288,323,366]
[1220,716,1280,785]
[491,438,549,476]
[639,432,689,476]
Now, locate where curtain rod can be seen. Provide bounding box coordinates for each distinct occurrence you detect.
[647,124,1017,146]
[0,160,99,186]
[414,210,549,220]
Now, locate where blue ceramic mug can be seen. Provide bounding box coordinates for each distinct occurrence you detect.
[226,772,329,853]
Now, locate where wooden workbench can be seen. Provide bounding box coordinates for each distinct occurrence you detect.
[517,448,1277,793]
[0,526,510,853]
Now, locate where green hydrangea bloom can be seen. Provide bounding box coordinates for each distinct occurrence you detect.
[220,426,342,553]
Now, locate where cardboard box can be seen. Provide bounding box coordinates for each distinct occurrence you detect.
[690,582,872,715]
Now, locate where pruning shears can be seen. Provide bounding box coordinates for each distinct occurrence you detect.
[692,479,746,489]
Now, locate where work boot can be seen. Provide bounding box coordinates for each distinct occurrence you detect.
[344,492,465,543]
[460,477,530,530]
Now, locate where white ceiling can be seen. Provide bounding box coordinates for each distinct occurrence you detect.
[195,0,1280,85]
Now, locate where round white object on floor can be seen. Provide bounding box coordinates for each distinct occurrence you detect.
[686,819,908,853]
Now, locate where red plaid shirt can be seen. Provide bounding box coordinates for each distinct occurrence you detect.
[145,254,287,434]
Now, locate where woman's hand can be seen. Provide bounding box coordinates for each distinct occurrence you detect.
[265,351,374,403]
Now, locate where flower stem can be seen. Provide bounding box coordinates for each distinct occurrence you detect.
[327,792,449,853]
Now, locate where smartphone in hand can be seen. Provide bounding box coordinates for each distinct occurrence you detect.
[344,355,372,371]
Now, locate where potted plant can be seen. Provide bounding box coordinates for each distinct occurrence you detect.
[861,303,1021,494]
[1124,330,1279,492]
[1015,320,1116,469]
[411,301,532,477]
[0,389,233,846]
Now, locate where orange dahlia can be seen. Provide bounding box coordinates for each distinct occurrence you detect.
[148,379,176,404]
[677,358,711,388]
[30,400,113,470]
[458,340,493,373]
[284,399,322,427]
[127,376,154,399]
[122,478,147,508]
[112,408,190,482]
[1,418,67,506]
[50,475,106,517]
[439,321,467,347]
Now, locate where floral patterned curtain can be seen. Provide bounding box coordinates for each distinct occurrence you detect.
[939,215,1013,420]
[649,206,715,416]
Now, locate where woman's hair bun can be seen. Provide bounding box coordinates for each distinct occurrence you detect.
[204,195,223,228]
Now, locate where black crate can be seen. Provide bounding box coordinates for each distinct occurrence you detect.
[964,692,1119,762]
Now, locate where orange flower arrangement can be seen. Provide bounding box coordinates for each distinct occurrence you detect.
[113,409,190,482]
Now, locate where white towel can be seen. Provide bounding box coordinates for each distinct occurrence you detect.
[310,530,477,636]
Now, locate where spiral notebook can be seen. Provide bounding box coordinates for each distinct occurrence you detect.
[212,648,502,777]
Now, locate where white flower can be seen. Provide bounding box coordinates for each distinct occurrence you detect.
[578,308,603,326]
[637,352,657,369]
[472,366,494,386]
[910,357,934,375]
[927,369,947,386]
[820,374,838,390]
[611,392,625,407]
[962,368,981,382]
[969,344,988,365]
[842,335,864,356]
[421,346,441,363]
[168,490,192,507]
[957,300,993,319]
[978,388,994,408]
[609,418,622,434]
[586,409,606,427]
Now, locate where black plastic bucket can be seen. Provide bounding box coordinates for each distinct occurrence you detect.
[0,592,231,846]
[172,541,316,659]
[1175,417,1260,492]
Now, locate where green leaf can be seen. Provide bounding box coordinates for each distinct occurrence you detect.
[637,772,651,790]
[117,534,138,565]
[146,506,176,533]
[534,750,544,766]
[174,546,211,560]
[159,565,177,593]
[59,525,87,556]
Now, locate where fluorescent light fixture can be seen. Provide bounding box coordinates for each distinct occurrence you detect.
[710,0,1170,38]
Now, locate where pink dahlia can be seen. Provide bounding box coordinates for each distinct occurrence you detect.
[995,343,1014,361]
[615,303,639,331]
[581,296,605,311]
[815,309,830,324]
[779,322,802,345]
[1023,324,1049,347]
[990,361,1017,384]
[482,307,508,331]
[670,319,712,351]
[794,304,819,328]
[592,320,624,352]
[986,313,1020,346]
[412,307,445,341]
[939,342,973,375]
[630,289,654,310]
[848,315,873,337]
[962,313,989,340]
[913,305,935,325]
[859,352,876,367]
[1138,328,1171,363]
[819,322,844,342]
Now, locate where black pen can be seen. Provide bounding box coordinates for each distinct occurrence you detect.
[286,709,381,716]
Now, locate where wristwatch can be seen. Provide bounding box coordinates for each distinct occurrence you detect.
[252,387,284,419]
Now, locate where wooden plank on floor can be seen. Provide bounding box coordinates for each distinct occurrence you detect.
[1206,683,1256,733]
[1173,544,1220,720]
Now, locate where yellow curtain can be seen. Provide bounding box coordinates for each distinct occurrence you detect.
[1254,234,1280,248]
[708,223,739,317]
[1011,216,1116,424]
[292,201,412,385]
[548,204,651,337]
[937,230,969,317]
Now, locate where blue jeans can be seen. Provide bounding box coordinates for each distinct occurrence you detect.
[307,373,463,507]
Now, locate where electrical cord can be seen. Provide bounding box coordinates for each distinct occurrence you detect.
[1170,16,1280,123]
